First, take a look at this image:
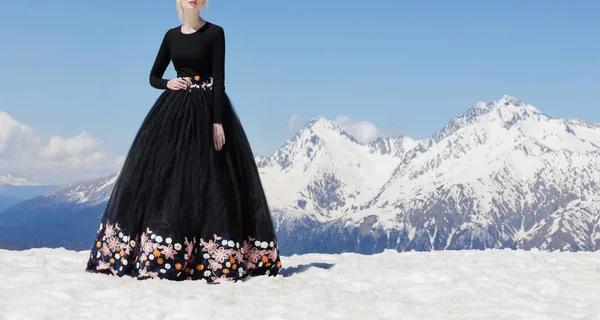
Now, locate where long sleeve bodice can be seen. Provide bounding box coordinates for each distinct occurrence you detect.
[149,21,226,124]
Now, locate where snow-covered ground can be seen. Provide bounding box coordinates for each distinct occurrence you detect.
[1,248,599,320]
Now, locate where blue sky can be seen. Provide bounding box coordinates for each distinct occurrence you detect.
[1,1,599,182]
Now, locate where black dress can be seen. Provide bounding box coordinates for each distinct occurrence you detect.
[84,21,282,283]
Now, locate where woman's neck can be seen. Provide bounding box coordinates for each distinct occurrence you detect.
[182,12,205,30]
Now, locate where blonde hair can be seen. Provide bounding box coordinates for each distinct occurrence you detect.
[176,0,208,22]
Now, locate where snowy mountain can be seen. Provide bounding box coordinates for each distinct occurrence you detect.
[257,117,418,222]
[0,174,50,187]
[41,172,118,206]
[0,174,59,212]
[273,96,600,253]
[2,95,599,254]
[0,174,116,249]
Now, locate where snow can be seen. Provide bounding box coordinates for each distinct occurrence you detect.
[0,174,48,187]
[1,248,600,319]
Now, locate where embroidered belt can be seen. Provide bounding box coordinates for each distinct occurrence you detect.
[187,75,213,91]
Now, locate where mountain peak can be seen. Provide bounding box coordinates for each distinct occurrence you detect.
[299,116,359,144]
[498,95,524,106]
[433,96,545,143]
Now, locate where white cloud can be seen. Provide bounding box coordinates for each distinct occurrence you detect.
[333,115,380,143]
[0,111,123,185]
[286,113,301,132]
[39,131,101,160]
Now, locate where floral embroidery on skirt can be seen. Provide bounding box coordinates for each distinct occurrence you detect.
[86,221,281,284]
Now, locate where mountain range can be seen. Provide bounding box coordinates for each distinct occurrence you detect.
[1,95,599,254]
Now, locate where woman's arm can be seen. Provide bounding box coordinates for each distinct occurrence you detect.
[149,31,171,89]
[211,26,226,124]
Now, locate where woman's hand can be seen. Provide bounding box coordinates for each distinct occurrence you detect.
[213,123,226,151]
[167,77,192,90]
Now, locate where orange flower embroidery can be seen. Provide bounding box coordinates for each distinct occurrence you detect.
[196,264,204,271]
[119,249,125,256]
[222,268,229,274]
[266,263,271,267]
[175,263,183,270]
[145,260,150,267]
[184,267,191,273]
[96,241,101,248]
[261,256,269,263]
[109,258,115,263]
[229,257,236,263]
[153,249,161,257]
[194,76,200,81]
[276,260,282,268]
[232,264,237,270]
[157,258,164,265]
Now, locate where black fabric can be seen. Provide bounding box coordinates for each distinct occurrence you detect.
[149,21,225,124]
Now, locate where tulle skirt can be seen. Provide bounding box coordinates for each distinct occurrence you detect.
[85,76,281,283]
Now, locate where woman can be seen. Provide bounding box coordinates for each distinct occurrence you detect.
[84,0,282,284]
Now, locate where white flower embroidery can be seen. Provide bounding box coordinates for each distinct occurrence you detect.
[160,269,166,274]
[221,239,228,246]
[129,240,136,247]
[174,243,182,250]
[123,236,129,242]
[270,241,274,247]
[155,236,163,243]
[260,242,268,249]
[166,237,172,244]
[255,241,261,247]
[228,240,235,247]
[165,263,171,270]
[225,262,231,268]
[203,270,211,277]
[203,253,210,259]
[123,259,128,266]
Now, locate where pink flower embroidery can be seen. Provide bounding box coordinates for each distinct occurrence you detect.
[107,236,121,252]
[208,259,222,272]
[211,275,233,283]
[246,247,262,264]
[141,234,154,254]
[138,268,158,279]
[200,239,219,254]
[268,248,278,262]
[100,244,112,257]
[97,260,111,271]
[211,247,230,263]
[104,223,116,237]
[184,237,195,257]
[160,244,178,260]
[233,250,244,262]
